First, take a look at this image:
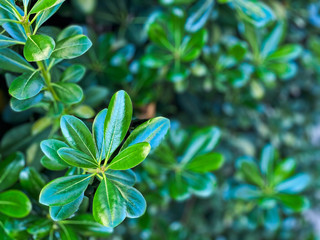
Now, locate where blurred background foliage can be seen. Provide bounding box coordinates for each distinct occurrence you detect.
[1,0,320,239]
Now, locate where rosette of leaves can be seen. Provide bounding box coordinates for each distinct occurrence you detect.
[0,152,32,220]
[143,8,208,89]
[39,90,170,228]
[230,144,310,230]
[146,125,224,201]
[0,0,93,118]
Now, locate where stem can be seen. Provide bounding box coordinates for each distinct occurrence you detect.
[37,61,59,101]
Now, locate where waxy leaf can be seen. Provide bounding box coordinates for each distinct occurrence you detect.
[9,71,44,100]
[107,142,151,170]
[121,117,170,151]
[60,115,97,160]
[0,152,24,192]
[51,35,92,59]
[185,152,224,173]
[58,147,99,168]
[50,193,84,221]
[93,108,108,160]
[30,0,65,14]
[60,64,86,82]
[39,174,92,206]
[34,3,62,32]
[0,48,34,73]
[53,82,83,104]
[105,169,136,186]
[93,176,126,227]
[0,190,32,218]
[40,139,69,170]
[57,25,83,41]
[104,90,132,160]
[23,35,55,62]
[10,92,44,111]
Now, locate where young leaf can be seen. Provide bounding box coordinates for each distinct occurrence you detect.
[0,152,24,192]
[51,35,92,59]
[107,142,151,170]
[0,48,34,73]
[260,144,275,177]
[58,147,99,168]
[93,176,126,227]
[104,90,132,160]
[60,64,86,82]
[40,139,70,169]
[23,35,55,62]
[53,82,83,104]
[0,190,32,218]
[120,117,170,151]
[30,0,65,14]
[185,152,224,173]
[60,115,97,160]
[39,174,92,206]
[9,71,44,100]
[93,108,108,160]
[50,193,84,221]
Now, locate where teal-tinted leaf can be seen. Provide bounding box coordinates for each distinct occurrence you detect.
[180,127,220,164]
[60,115,97,160]
[27,219,52,239]
[57,25,83,41]
[261,23,283,58]
[266,44,302,61]
[185,152,224,173]
[93,109,108,160]
[275,173,310,194]
[237,157,264,187]
[107,142,151,170]
[40,139,69,170]
[181,29,207,62]
[230,185,261,200]
[169,174,190,201]
[50,193,84,221]
[186,172,216,197]
[58,147,99,168]
[22,0,29,8]
[276,194,309,212]
[105,169,136,186]
[62,214,113,236]
[10,92,44,111]
[141,45,172,68]
[53,82,83,104]
[19,167,46,198]
[104,90,132,160]
[121,117,170,151]
[93,176,126,227]
[51,35,92,59]
[264,207,280,231]
[260,144,275,177]
[34,3,62,33]
[0,34,23,48]
[39,174,92,206]
[267,62,297,80]
[9,71,44,100]
[0,48,34,73]
[185,0,214,32]
[30,0,65,14]
[23,35,55,62]
[0,152,24,192]
[60,64,86,83]
[0,9,27,41]
[0,190,32,218]
[0,0,19,17]
[273,158,296,185]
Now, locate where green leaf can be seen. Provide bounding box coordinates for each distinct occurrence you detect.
[57,25,83,41]
[230,185,262,200]
[0,152,24,192]
[19,167,46,198]
[185,152,224,173]
[40,139,69,170]
[275,173,310,194]
[121,117,170,151]
[273,158,296,185]
[180,127,220,164]
[104,90,132,160]
[62,214,113,237]
[58,147,99,168]
[53,82,83,104]
[23,35,55,62]
[0,48,34,73]
[34,3,62,33]
[27,219,52,239]
[10,92,44,111]
[93,176,126,227]
[186,172,216,197]
[0,190,32,218]
[147,18,173,50]
[0,34,23,48]
[107,142,151,170]
[59,224,79,240]
[51,35,92,59]
[9,71,44,100]
[60,64,86,82]
[276,194,309,212]
[238,158,264,187]
[261,23,283,58]
[93,109,108,160]
[39,174,92,206]
[181,29,207,62]
[105,169,136,186]
[169,173,190,201]
[30,0,65,14]
[0,8,27,41]
[185,0,214,33]
[266,44,302,62]
[50,193,84,221]
[60,115,97,160]
[260,144,275,178]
